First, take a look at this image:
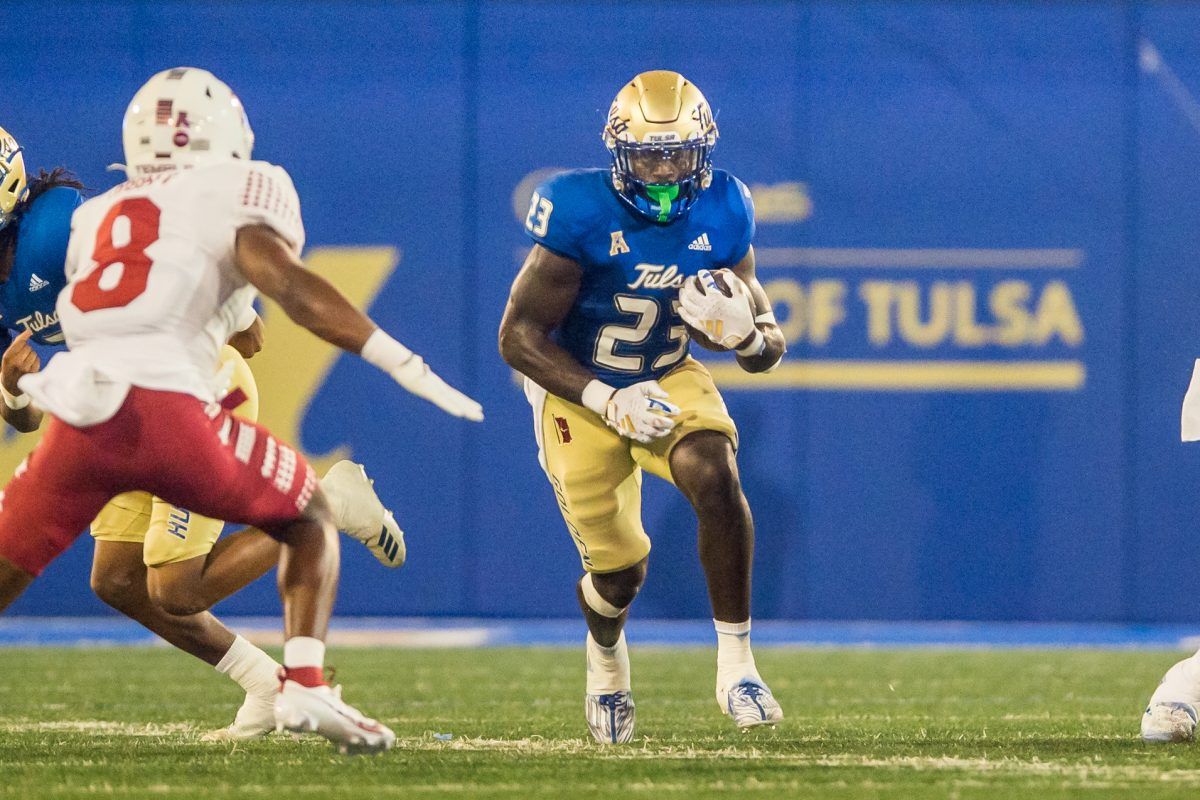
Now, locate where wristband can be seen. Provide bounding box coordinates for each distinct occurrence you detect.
[360,329,415,373]
[735,329,767,357]
[2,383,30,411]
[754,311,778,326]
[581,379,615,415]
[234,302,258,333]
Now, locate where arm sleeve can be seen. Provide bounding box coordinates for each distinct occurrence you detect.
[231,164,306,254]
[523,174,583,262]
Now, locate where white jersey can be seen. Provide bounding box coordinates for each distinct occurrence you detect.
[21,160,304,426]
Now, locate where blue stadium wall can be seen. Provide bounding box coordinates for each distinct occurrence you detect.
[4,1,1200,622]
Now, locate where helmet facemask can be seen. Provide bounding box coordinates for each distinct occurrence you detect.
[610,138,713,223]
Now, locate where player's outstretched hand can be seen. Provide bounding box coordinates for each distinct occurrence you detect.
[1,329,41,395]
[678,268,756,350]
[603,380,680,443]
[390,356,484,421]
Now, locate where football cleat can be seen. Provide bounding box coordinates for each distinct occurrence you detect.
[719,679,784,730]
[586,691,636,744]
[201,691,276,741]
[1142,701,1198,743]
[321,460,405,567]
[274,678,395,755]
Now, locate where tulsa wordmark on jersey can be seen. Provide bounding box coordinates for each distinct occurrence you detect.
[524,168,754,389]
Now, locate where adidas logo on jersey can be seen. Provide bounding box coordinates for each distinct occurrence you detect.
[688,233,713,252]
[28,274,49,292]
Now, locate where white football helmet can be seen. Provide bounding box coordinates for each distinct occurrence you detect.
[122,67,254,176]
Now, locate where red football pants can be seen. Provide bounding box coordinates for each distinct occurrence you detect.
[0,386,316,576]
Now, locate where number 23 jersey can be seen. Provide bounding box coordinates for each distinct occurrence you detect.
[55,160,304,403]
[524,168,755,389]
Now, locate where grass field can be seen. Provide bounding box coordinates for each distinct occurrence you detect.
[3,646,1200,799]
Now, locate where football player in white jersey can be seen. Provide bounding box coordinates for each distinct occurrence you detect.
[0,126,408,741]
[0,67,482,755]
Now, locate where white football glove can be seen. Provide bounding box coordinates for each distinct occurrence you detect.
[361,330,484,421]
[678,268,756,350]
[583,379,679,443]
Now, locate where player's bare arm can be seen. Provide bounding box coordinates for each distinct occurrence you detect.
[235,225,376,353]
[235,224,482,420]
[0,329,43,433]
[498,244,596,404]
[728,245,786,373]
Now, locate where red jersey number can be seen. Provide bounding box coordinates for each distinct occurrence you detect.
[71,197,161,312]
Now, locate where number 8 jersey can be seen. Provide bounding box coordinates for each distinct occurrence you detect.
[524,168,754,389]
[44,160,303,418]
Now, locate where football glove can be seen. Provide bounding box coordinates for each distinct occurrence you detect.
[583,379,679,443]
[390,355,484,421]
[362,330,484,421]
[678,268,757,350]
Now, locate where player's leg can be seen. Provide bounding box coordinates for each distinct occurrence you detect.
[91,541,235,662]
[144,345,286,614]
[530,380,647,744]
[147,459,405,616]
[144,507,280,617]
[0,423,119,614]
[577,558,646,648]
[668,431,752,622]
[634,360,782,729]
[0,557,35,612]
[126,389,391,753]
[89,493,283,739]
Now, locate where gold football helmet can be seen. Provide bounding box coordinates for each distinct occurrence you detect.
[0,126,29,231]
[602,70,718,223]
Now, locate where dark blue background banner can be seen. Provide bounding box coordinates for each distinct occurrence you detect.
[3,1,1198,622]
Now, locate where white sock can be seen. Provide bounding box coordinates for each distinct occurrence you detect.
[714,618,761,690]
[283,636,326,670]
[586,631,631,694]
[215,635,281,699]
[1152,651,1200,705]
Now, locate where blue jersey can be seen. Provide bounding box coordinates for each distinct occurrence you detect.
[1,186,81,349]
[524,168,754,388]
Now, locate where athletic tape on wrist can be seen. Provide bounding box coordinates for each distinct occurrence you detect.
[754,311,777,326]
[361,329,415,373]
[580,573,626,619]
[581,379,615,416]
[2,383,30,410]
[735,329,767,357]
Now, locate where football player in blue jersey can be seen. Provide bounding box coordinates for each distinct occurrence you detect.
[0,125,402,739]
[500,71,787,743]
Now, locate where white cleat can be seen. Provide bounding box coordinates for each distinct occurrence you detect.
[719,679,784,730]
[321,460,405,567]
[585,691,636,744]
[201,691,276,741]
[1142,701,1198,743]
[274,679,395,755]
